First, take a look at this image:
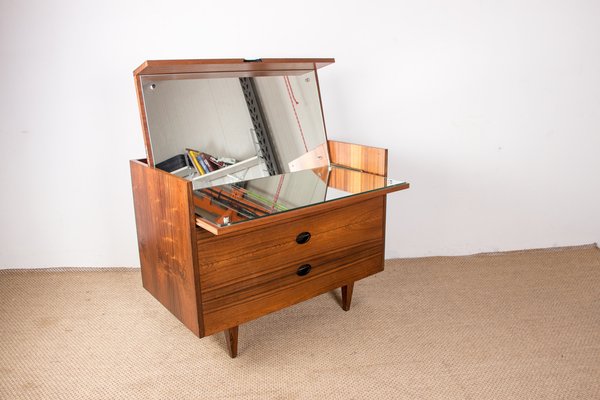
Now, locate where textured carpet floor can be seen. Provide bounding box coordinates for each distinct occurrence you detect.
[1,245,599,399]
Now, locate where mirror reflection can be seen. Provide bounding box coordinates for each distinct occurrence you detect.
[193,166,407,226]
[141,71,328,188]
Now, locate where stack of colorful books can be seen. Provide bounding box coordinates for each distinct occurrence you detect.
[186,148,235,176]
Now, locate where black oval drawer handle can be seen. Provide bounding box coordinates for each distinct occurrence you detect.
[296,264,312,276]
[296,232,311,244]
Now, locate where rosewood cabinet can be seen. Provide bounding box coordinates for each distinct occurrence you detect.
[130,58,409,357]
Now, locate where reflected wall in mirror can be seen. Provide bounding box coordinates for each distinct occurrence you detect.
[140,71,328,188]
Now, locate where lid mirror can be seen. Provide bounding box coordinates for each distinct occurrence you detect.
[140,71,329,188]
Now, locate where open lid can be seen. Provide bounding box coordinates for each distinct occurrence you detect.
[133,58,335,179]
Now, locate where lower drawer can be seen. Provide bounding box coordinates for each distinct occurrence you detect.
[197,196,386,335]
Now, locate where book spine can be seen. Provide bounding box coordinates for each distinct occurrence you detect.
[187,150,205,175]
[197,153,213,173]
[207,155,226,169]
[199,153,216,172]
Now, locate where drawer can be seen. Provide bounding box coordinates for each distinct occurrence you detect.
[196,196,385,335]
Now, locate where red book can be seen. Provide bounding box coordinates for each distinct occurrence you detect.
[206,153,226,169]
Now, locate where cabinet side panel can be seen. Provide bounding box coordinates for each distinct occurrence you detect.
[327,140,388,176]
[130,160,201,336]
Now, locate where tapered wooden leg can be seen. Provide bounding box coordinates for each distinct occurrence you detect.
[224,326,239,358]
[342,283,354,311]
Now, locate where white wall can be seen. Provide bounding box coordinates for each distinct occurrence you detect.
[1,0,599,267]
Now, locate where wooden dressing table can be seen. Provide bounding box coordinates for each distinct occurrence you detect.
[130,58,409,357]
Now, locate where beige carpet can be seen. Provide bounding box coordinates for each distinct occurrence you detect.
[1,245,599,399]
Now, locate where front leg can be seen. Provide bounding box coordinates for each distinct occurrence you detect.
[341,283,354,311]
[224,326,239,358]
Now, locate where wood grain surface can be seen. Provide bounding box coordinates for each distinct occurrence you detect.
[130,160,204,336]
[328,140,388,176]
[196,196,385,335]
[134,58,335,76]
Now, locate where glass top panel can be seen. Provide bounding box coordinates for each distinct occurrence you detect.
[193,166,406,226]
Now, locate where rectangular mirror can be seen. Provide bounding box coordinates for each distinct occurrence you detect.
[193,166,407,227]
[140,71,329,188]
